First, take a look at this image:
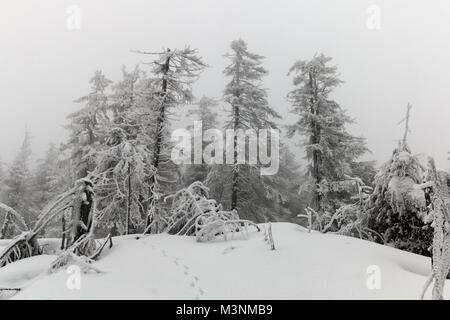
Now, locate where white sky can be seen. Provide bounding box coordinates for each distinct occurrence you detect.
[0,0,449,169]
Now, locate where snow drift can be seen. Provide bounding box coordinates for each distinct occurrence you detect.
[0,223,448,300]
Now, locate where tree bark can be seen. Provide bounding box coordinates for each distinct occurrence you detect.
[231,54,241,211]
[126,163,131,234]
[61,214,66,249]
[309,70,321,212]
[147,50,171,228]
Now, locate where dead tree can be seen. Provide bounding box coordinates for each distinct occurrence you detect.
[264,222,276,250]
[419,158,450,300]
[69,179,95,246]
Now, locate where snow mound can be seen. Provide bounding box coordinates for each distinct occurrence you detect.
[0,223,447,299]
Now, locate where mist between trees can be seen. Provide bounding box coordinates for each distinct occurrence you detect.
[0,39,448,299]
[171,121,280,176]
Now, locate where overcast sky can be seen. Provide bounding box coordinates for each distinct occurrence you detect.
[0,0,449,170]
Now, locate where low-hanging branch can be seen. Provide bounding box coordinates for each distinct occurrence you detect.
[144,181,260,241]
[0,178,111,268]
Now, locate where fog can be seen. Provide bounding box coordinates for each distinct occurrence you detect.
[0,0,449,169]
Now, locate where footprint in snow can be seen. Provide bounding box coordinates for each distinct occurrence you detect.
[223,246,239,254]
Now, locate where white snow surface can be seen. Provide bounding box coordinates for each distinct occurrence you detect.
[0,223,448,300]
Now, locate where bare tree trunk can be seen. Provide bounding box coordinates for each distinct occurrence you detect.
[61,214,66,249]
[309,71,321,212]
[231,105,239,210]
[231,55,241,211]
[420,158,450,299]
[126,164,131,234]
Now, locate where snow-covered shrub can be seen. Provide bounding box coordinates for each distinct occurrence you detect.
[297,174,381,242]
[365,146,433,256]
[0,178,111,268]
[161,181,217,235]
[195,209,260,242]
[154,181,260,241]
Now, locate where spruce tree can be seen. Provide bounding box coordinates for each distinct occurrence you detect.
[221,39,280,217]
[184,96,219,185]
[3,128,35,229]
[365,105,434,256]
[287,54,369,214]
[33,143,71,209]
[93,66,155,235]
[0,156,5,200]
[65,70,112,179]
[31,143,72,236]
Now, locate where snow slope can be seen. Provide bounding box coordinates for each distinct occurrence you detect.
[0,223,448,299]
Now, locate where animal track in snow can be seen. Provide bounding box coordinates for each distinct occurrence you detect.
[150,241,205,299]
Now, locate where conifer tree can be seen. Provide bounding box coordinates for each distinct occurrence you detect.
[65,70,112,179]
[220,39,280,216]
[135,47,207,230]
[0,156,5,199]
[33,143,71,209]
[3,128,35,229]
[184,96,219,185]
[31,143,72,236]
[93,66,155,235]
[365,105,433,256]
[287,54,369,214]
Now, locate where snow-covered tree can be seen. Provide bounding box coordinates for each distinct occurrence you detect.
[259,144,306,222]
[0,157,5,184]
[135,47,207,230]
[33,144,71,209]
[419,157,450,299]
[183,96,219,185]
[93,65,156,235]
[187,96,219,132]
[287,54,370,215]
[216,39,280,219]
[365,145,432,255]
[64,70,112,179]
[0,156,5,201]
[365,106,433,255]
[31,143,72,237]
[2,128,36,230]
[207,143,305,223]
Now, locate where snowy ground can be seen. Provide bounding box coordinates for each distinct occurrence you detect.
[0,223,448,300]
